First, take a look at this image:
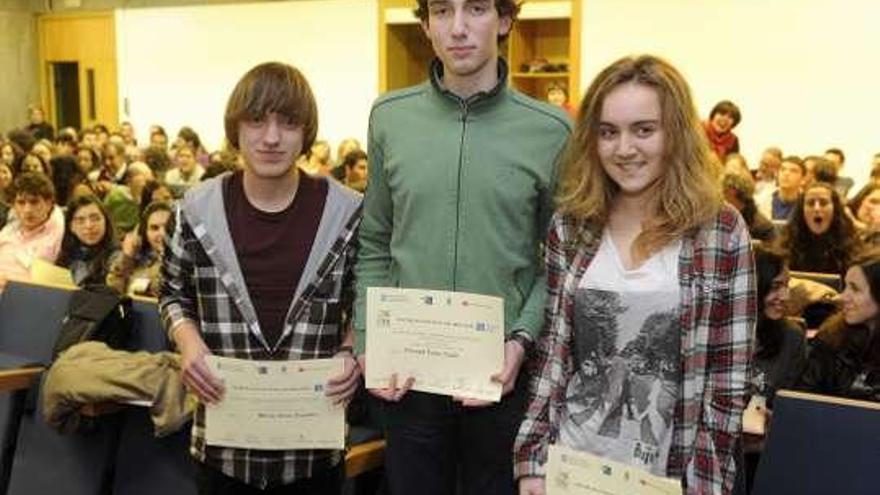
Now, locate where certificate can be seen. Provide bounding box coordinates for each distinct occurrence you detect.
[365,287,504,402]
[546,444,681,495]
[204,356,344,450]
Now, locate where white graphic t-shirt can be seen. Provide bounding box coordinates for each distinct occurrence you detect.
[558,232,682,476]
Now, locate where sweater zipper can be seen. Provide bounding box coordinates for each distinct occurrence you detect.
[453,100,469,289]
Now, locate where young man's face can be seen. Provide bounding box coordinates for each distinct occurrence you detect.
[13,193,53,232]
[421,0,511,81]
[238,112,304,180]
[777,161,804,191]
[346,158,369,191]
[150,133,168,150]
[710,111,735,134]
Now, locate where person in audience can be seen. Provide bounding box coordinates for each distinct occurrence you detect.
[848,182,880,244]
[723,172,776,242]
[738,245,806,493]
[703,99,741,160]
[149,125,169,151]
[56,194,115,286]
[7,128,36,156]
[175,126,209,166]
[90,141,128,197]
[31,140,53,165]
[780,181,861,274]
[332,137,362,180]
[75,146,98,176]
[0,162,13,228]
[20,152,52,178]
[724,153,752,182]
[106,201,170,296]
[119,121,137,146]
[49,155,80,206]
[139,181,174,215]
[80,127,99,152]
[1,140,22,169]
[0,172,63,289]
[25,104,54,141]
[798,249,880,401]
[756,155,805,221]
[341,149,368,193]
[54,133,77,159]
[301,139,332,176]
[546,81,577,117]
[142,145,172,180]
[94,124,110,149]
[160,61,361,493]
[104,161,154,235]
[164,143,205,197]
[825,147,854,198]
[514,55,754,495]
[754,147,783,195]
[356,2,571,494]
[806,156,837,187]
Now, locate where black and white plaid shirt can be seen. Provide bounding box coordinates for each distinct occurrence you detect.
[159,176,362,489]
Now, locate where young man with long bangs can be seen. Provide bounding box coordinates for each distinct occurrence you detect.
[160,62,362,494]
[353,1,572,494]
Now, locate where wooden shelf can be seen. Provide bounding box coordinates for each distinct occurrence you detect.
[378,0,581,105]
[511,72,570,79]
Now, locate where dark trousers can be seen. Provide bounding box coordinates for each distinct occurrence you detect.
[383,379,527,495]
[196,461,343,495]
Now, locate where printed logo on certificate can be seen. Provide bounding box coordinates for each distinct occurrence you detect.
[546,445,681,495]
[204,356,345,450]
[365,287,504,401]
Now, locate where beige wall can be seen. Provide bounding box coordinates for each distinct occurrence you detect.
[580,0,880,189]
[0,4,38,135]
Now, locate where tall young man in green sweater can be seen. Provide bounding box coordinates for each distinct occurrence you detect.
[354,1,571,493]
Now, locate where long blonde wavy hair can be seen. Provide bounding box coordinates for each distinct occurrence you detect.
[557,55,722,262]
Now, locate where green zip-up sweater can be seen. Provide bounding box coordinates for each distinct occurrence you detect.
[353,59,572,354]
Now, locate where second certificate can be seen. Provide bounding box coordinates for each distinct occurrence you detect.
[366,287,504,402]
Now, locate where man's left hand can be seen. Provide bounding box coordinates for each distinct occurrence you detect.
[457,339,527,408]
[326,351,361,405]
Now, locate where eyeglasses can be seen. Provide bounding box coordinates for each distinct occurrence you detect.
[72,213,103,226]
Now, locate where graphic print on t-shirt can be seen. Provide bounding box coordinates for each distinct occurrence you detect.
[559,287,680,475]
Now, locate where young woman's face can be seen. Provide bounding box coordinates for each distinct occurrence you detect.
[857,189,880,225]
[710,112,735,133]
[764,268,790,321]
[1,144,14,166]
[22,155,45,175]
[76,148,94,174]
[0,164,12,190]
[151,185,173,204]
[597,82,666,201]
[70,203,107,247]
[841,265,879,328]
[803,186,834,235]
[145,209,170,254]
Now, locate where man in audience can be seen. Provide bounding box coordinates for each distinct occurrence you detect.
[164,143,205,198]
[160,61,362,494]
[119,121,137,146]
[756,155,805,220]
[754,146,783,195]
[89,141,128,198]
[149,126,169,151]
[0,172,63,290]
[80,128,99,152]
[353,1,571,493]
[25,104,55,141]
[341,149,368,193]
[825,147,854,198]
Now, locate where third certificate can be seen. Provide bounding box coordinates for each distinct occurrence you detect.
[365,287,504,401]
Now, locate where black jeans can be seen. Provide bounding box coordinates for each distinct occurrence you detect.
[196,461,343,495]
[383,377,527,495]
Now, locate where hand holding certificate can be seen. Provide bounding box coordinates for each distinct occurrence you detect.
[546,445,681,495]
[204,356,345,450]
[365,287,504,402]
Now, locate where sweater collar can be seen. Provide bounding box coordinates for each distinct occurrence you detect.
[428,57,508,107]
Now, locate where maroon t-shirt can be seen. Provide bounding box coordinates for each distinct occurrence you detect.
[224,171,327,347]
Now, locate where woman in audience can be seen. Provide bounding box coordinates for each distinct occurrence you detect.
[798,249,880,401]
[56,195,116,286]
[722,172,776,242]
[19,152,52,178]
[1,140,21,169]
[847,182,880,243]
[139,181,174,215]
[515,55,754,494]
[780,181,861,274]
[75,146,98,176]
[175,126,209,166]
[106,201,171,297]
[0,162,12,205]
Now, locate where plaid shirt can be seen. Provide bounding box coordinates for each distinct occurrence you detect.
[514,205,755,495]
[159,176,362,489]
